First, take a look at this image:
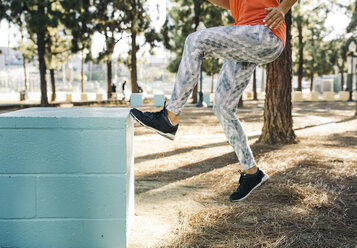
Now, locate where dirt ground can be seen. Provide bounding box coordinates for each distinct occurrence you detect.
[1,100,356,247]
[128,100,357,248]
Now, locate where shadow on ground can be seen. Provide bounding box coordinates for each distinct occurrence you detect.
[165,154,357,248]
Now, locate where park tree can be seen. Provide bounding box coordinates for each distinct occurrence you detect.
[292,0,330,91]
[162,0,233,103]
[304,28,332,91]
[46,25,72,101]
[326,37,349,91]
[124,0,161,94]
[15,20,36,94]
[258,10,297,144]
[202,57,222,93]
[1,0,67,106]
[91,0,129,99]
[346,0,357,115]
[60,0,95,94]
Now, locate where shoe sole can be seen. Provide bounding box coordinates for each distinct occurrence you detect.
[230,174,269,203]
[130,111,175,141]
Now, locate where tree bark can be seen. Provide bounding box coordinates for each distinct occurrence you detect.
[253,69,257,100]
[310,72,314,92]
[107,59,112,98]
[130,30,138,94]
[192,85,198,103]
[191,1,203,104]
[211,74,214,93]
[238,96,243,107]
[340,70,344,91]
[309,28,315,92]
[22,54,28,92]
[50,69,56,101]
[36,31,48,105]
[257,10,297,145]
[297,20,303,91]
[261,65,265,92]
[81,50,84,93]
[130,0,139,94]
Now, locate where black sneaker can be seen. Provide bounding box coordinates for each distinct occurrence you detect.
[130,103,179,140]
[229,168,269,202]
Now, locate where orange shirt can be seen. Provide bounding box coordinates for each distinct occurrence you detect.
[229,0,286,46]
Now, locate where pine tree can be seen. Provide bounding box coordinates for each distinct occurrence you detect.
[61,0,95,95]
[46,25,72,101]
[2,0,63,106]
[346,0,357,115]
[91,0,129,98]
[258,10,297,144]
[15,22,36,95]
[125,0,160,94]
[161,0,233,103]
[292,0,330,92]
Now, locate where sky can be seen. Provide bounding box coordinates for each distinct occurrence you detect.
[0,0,352,57]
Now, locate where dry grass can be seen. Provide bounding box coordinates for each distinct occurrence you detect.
[130,100,357,248]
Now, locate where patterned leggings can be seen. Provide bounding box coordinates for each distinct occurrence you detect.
[166,24,284,170]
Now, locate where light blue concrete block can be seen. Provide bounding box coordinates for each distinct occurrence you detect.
[0,107,130,129]
[0,220,126,248]
[0,129,82,174]
[80,130,128,173]
[197,93,211,106]
[154,94,165,106]
[0,107,134,248]
[203,93,211,107]
[0,129,130,174]
[130,93,143,107]
[0,109,133,174]
[37,176,127,218]
[0,176,36,218]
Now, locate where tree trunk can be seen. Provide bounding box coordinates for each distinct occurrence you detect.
[192,85,198,103]
[107,59,112,98]
[310,72,314,92]
[258,10,296,145]
[340,70,344,91]
[50,69,56,101]
[81,50,84,93]
[22,54,28,92]
[36,20,48,106]
[297,20,303,91]
[191,1,203,104]
[261,65,265,92]
[309,28,315,92]
[253,69,257,100]
[238,96,243,107]
[211,74,214,93]
[130,31,138,94]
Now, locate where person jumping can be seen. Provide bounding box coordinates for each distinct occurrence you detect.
[130,0,298,202]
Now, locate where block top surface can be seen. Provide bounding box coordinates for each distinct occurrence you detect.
[0,107,132,129]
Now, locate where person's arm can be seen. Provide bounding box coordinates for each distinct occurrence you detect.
[207,0,230,10]
[263,0,298,30]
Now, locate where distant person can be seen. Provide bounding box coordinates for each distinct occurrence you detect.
[122,80,127,100]
[131,0,298,202]
[111,83,117,93]
[138,85,143,93]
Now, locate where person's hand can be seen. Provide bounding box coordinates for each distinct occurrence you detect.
[263,6,285,30]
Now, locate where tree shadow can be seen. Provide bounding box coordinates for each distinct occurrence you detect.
[135,143,282,194]
[135,141,229,163]
[325,130,357,147]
